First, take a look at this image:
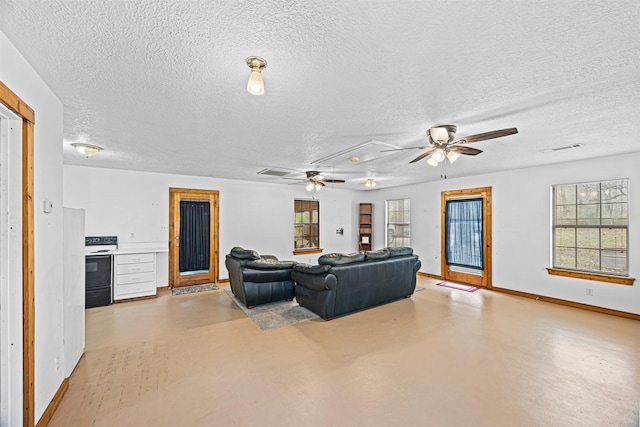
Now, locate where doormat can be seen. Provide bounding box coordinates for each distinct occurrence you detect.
[224,289,319,331]
[436,281,479,292]
[172,283,219,296]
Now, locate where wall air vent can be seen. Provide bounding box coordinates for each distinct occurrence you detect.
[256,168,292,177]
[550,143,584,152]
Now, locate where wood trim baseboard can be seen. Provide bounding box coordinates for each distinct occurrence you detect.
[114,294,157,303]
[492,286,640,321]
[218,278,229,283]
[35,377,68,427]
[417,271,442,280]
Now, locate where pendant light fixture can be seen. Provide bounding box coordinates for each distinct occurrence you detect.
[246,56,267,96]
[365,178,377,188]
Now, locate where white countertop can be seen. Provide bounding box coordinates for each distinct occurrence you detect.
[113,246,168,255]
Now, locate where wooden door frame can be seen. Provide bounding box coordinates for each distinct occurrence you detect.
[1,81,36,426]
[169,188,219,288]
[441,186,492,289]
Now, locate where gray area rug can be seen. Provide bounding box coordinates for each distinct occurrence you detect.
[172,283,219,295]
[224,289,319,331]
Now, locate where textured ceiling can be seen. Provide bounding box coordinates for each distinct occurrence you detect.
[1,1,639,190]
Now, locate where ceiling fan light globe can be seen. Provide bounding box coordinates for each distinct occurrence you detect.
[447,150,461,163]
[314,182,323,191]
[426,156,439,167]
[432,149,446,162]
[305,182,315,191]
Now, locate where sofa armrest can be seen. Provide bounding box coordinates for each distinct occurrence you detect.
[259,254,279,261]
[291,270,337,292]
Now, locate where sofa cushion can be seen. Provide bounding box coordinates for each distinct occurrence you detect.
[245,258,296,270]
[230,246,260,260]
[318,252,365,266]
[364,249,390,261]
[387,247,413,257]
[293,263,332,275]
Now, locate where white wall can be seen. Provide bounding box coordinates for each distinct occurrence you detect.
[62,208,85,378]
[0,29,66,424]
[369,152,640,315]
[64,151,640,316]
[63,165,363,282]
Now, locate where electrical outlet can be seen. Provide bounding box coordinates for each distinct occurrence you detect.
[586,288,594,296]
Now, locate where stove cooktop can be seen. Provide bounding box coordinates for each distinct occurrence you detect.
[85,236,118,256]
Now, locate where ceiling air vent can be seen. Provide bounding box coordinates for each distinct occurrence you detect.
[550,143,584,152]
[256,168,292,177]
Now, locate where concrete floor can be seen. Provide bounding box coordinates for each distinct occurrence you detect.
[49,277,640,426]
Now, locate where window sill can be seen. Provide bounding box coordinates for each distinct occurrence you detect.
[547,268,635,286]
[293,248,323,256]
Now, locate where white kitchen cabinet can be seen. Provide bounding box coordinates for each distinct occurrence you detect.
[114,251,157,300]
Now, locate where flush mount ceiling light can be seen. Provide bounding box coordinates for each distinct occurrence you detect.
[246,56,267,96]
[71,143,103,157]
[365,178,377,188]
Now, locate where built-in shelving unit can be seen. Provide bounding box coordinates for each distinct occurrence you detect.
[359,203,372,251]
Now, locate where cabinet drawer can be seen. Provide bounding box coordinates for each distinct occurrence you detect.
[115,281,155,297]
[116,262,154,275]
[116,253,154,264]
[115,271,154,285]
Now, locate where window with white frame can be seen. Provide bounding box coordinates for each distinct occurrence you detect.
[552,178,628,275]
[386,199,410,248]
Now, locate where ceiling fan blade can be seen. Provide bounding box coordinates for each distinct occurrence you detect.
[322,179,345,183]
[409,148,435,164]
[380,146,430,152]
[451,146,483,156]
[452,127,518,144]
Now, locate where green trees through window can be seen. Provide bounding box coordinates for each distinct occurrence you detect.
[553,179,628,275]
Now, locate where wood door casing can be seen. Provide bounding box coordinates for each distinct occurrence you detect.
[441,187,492,289]
[169,188,219,288]
[1,81,36,426]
